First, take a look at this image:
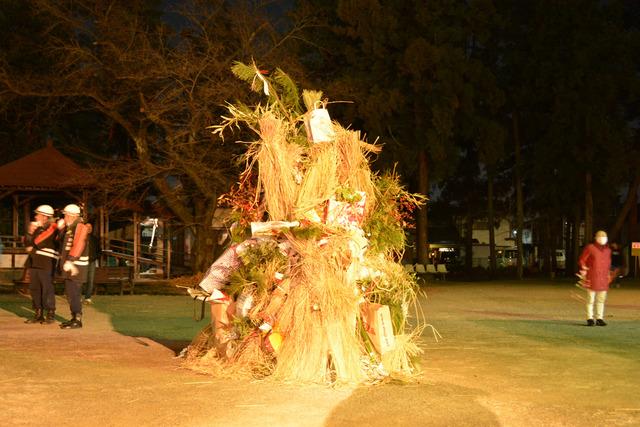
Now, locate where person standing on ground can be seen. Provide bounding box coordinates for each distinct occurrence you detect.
[83,222,100,304]
[57,203,91,329]
[578,230,613,327]
[24,205,59,324]
[609,242,624,288]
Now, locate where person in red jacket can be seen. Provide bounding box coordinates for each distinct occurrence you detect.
[578,230,613,326]
[24,205,60,324]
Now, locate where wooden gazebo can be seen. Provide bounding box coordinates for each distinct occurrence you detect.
[0,141,93,269]
[0,141,179,280]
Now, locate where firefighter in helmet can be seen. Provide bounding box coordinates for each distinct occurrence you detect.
[24,204,60,324]
[57,203,91,329]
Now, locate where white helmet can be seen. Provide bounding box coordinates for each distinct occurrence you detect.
[34,205,54,217]
[63,204,81,216]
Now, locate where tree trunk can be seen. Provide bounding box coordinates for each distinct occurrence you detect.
[512,112,524,279]
[416,149,429,265]
[548,220,555,276]
[572,205,582,274]
[487,170,496,278]
[563,215,571,276]
[630,196,638,278]
[549,219,557,278]
[541,219,550,276]
[567,220,575,276]
[193,225,220,272]
[465,213,473,274]
[191,199,219,273]
[584,171,593,245]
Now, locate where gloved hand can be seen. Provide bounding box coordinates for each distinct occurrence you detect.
[62,260,79,276]
[57,219,66,230]
[29,221,40,234]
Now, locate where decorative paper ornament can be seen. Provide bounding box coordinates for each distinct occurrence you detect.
[304,102,335,143]
[250,221,300,237]
[361,303,396,355]
[265,331,283,353]
[197,244,243,293]
[235,293,254,317]
[259,322,272,332]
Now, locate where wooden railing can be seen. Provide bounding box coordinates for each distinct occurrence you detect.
[0,235,27,269]
[1,235,187,279]
[101,237,178,278]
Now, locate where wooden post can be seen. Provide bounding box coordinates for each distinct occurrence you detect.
[105,209,110,267]
[12,194,18,248]
[98,207,104,267]
[166,221,171,279]
[22,202,30,236]
[156,219,164,277]
[133,212,139,279]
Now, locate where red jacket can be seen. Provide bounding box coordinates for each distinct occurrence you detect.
[578,243,612,291]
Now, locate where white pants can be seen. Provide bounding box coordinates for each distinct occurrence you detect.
[586,290,607,320]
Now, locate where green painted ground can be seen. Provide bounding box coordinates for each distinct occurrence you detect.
[92,295,210,345]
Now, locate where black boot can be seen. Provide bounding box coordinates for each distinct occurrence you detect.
[59,315,73,328]
[43,310,56,324]
[25,309,44,324]
[60,313,82,329]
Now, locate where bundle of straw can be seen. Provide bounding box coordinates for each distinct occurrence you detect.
[231,333,276,379]
[333,127,380,216]
[256,114,302,220]
[381,330,423,379]
[294,142,339,219]
[272,237,365,384]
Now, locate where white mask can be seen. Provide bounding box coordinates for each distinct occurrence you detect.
[596,237,608,246]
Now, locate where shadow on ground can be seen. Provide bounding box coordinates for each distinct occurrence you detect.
[0,292,205,355]
[90,295,210,355]
[0,292,90,324]
[0,294,35,321]
[325,380,499,426]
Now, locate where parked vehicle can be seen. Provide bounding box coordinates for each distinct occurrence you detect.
[498,248,518,267]
[555,249,566,270]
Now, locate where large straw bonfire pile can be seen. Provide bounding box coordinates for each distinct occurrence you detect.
[183,62,425,385]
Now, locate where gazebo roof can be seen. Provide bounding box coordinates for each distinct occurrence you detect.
[0,142,94,191]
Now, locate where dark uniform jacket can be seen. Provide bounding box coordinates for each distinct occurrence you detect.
[25,223,59,270]
[59,220,91,282]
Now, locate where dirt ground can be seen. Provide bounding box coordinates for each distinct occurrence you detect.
[1,280,639,427]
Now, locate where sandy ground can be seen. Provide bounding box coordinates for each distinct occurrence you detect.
[1,281,639,427]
